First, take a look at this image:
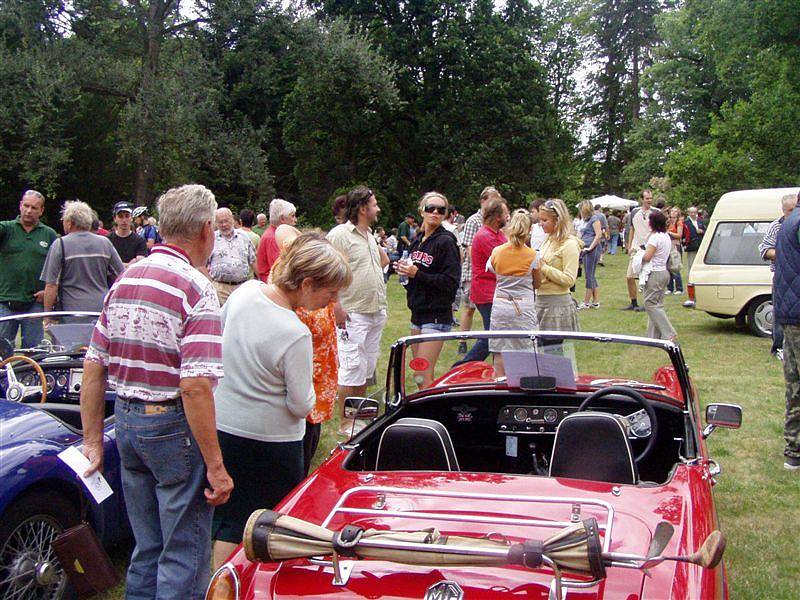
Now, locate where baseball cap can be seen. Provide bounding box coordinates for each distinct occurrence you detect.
[113,201,134,214]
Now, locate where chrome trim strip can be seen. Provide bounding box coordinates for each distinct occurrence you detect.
[689,282,770,287]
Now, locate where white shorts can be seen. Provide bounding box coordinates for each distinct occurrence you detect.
[336,310,387,387]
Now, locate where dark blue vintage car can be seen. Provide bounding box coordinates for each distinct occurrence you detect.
[0,312,129,599]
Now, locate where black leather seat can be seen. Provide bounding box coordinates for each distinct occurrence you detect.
[549,412,638,484]
[375,418,460,471]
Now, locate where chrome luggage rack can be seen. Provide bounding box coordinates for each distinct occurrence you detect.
[311,485,616,593]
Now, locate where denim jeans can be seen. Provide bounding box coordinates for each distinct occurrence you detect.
[667,269,683,293]
[608,233,619,254]
[115,398,212,600]
[455,302,492,365]
[0,302,43,349]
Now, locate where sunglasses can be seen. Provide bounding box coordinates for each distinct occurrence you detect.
[424,205,447,215]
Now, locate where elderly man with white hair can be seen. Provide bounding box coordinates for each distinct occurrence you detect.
[253,212,268,237]
[207,207,256,305]
[41,200,123,313]
[80,184,233,599]
[256,198,297,281]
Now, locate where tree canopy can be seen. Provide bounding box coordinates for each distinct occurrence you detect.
[0,0,797,225]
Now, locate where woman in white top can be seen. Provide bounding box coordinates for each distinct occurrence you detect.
[641,210,677,341]
[212,233,352,567]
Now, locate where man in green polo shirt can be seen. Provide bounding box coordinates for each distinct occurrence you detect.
[0,190,58,348]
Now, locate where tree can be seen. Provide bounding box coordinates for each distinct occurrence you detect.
[279,19,401,222]
[580,0,665,194]
[308,0,573,218]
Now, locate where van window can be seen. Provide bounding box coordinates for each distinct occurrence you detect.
[704,221,772,265]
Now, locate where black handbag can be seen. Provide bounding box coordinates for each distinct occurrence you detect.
[52,496,121,597]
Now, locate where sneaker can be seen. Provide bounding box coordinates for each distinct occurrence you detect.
[682,300,695,308]
[784,456,800,470]
[634,306,645,312]
[664,290,672,295]
[776,349,784,362]
[621,304,637,311]
[674,290,683,296]
[591,302,600,309]
[457,341,468,355]
[577,302,591,310]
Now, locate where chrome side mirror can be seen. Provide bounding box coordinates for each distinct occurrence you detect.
[702,403,742,439]
[344,397,379,421]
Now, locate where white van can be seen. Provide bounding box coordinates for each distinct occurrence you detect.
[688,187,799,337]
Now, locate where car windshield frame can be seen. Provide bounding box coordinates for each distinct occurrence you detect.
[0,311,100,355]
[385,330,692,407]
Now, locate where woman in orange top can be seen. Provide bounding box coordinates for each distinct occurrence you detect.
[667,207,684,295]
[275,225,340,473]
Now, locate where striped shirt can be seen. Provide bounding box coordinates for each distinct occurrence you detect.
[759,216,783,272]
[86,244,224,401]
[461,210,483,283]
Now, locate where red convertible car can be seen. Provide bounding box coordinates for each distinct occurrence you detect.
[206,331,740,600]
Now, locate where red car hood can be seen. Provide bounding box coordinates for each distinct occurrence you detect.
[232,455,721,599]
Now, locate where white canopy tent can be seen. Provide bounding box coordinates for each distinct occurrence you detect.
[583,195,639,210]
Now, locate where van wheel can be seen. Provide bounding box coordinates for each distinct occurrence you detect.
[746,297,772,337]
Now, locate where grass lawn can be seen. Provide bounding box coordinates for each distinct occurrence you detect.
[99,250,799,599]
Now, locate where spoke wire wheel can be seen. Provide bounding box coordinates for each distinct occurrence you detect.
[0,495,76,600]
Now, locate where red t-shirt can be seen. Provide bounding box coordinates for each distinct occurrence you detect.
[470,225,506,305]
[256,225,281,282]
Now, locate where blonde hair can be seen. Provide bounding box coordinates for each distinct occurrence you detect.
[540,199,572,244]
[506,209,532,247]
[417,191,449,214]
[578,200,593,220]
[271,232,352,291]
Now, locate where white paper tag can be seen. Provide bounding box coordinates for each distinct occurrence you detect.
[505,435,518,458]
[58,445,114,504]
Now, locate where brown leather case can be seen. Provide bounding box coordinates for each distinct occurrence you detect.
[52,521,121,597]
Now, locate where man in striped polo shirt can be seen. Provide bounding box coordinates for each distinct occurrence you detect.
[80,184,233,599]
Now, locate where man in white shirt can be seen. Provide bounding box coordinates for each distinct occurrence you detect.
[207,207,256,305]
[623,189,654,311]
[327,186,389,435]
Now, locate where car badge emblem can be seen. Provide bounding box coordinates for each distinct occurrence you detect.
[425,580,464,600]
[452,403,476,423]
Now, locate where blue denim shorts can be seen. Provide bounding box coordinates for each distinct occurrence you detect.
[412,322,453,334]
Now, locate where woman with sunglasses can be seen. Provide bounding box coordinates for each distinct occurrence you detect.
[536,199,581,334]
[395,192,461,388]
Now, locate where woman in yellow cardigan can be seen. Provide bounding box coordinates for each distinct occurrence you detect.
[536,199,581,333]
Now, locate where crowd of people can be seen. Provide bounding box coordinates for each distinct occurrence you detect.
[0,182,725,598]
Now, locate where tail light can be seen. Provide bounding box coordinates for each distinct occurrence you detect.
[206,563,239,600]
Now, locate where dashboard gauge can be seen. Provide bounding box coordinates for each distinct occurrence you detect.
[543,408,558,424]
[21,373,36,387]
[513,407,528,422]
[56,373,68,388]
[45,374,55,392]
[625,410,652,438]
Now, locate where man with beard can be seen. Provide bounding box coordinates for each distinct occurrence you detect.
[327,186,389,435]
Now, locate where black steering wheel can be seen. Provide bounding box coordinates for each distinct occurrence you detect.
[579,385,658,463]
